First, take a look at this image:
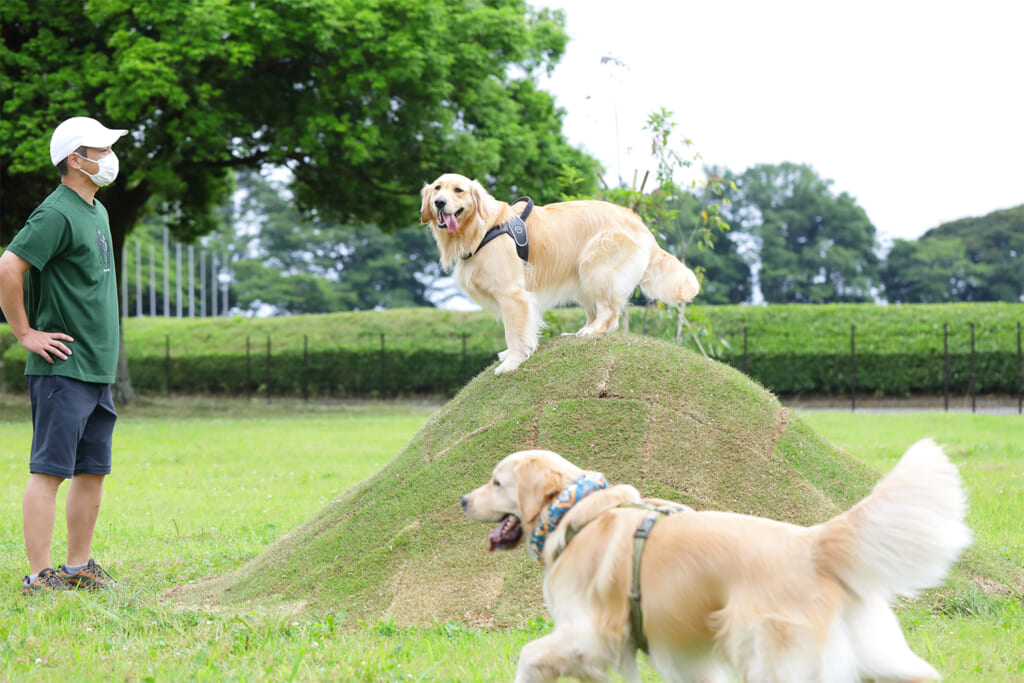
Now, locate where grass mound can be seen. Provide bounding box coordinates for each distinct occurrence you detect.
[169,334,880,626]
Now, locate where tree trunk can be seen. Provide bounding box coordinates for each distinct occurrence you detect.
[107,183,149,405]
[112,319,135,404]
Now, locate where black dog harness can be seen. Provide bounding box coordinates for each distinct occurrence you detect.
[619,501,692,655]
[462,196,533,262]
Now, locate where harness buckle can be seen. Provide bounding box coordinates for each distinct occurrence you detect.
[634,515,658,540]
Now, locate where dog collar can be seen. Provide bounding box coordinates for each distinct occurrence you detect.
[529,470,608,562]
[462,196,533,262]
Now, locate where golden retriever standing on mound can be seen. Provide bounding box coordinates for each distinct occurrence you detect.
[461,442,971,682]
[421,173,700,374]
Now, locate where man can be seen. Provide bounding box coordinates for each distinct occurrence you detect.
[0,116,127,594]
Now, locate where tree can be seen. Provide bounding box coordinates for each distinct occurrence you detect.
[216,170,444,314]
[562,110,735,348]
[2,0,601,395]
[2,0,600,257]
[881,238,986,303]
[728,163,879,303]
[663,185,750,305]
[914,205,1023,302]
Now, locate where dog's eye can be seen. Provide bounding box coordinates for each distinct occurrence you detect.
[454,187,464,194]
[434,184,441,190]
[492,478,501,487]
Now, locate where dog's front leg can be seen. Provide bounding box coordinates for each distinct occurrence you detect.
[494,287,538,374]
[514,628,611,683]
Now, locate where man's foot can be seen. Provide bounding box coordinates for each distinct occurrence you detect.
[58,559,116,590]
[22,568,71,595]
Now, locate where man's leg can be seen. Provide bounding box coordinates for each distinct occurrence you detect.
[63,384,115,579]
[23,473,64,574]
[65,473,105,567]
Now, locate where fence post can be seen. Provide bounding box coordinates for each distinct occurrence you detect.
[245,336,251,401]
[200,251,206,317]
[149,244,157,316]
[187,245,195,318]
[1018,321,1022,415]
[164,334,170,396]
[162,228,170,317]
[303,334,309,403]
[121,243,127,318]
[266,335,272,404]
[211,254,218,317]
[135,241,142,317]
[943,323,949,411]
[970,322,976,414]
[742,326,748,375]
[175,242,182,318]
[461,332,467,385]
[850,324,856,412]
[379,333,386,395]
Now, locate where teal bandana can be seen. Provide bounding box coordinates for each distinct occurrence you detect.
[529,471,609,562]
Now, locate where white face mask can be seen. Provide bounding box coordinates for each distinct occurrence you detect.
[75,151,119,187]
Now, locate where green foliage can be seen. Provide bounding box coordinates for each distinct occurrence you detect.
[725,163,879,303]
[883,205,1024,303]
[560,109,737,349]
[883,237,982,303]
[183,170,444,314]
[1,0,601,250]
[631,302,1023,396]
[5,303,1019,398]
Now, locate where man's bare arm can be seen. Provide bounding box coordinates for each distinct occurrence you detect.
[0,250,73,364]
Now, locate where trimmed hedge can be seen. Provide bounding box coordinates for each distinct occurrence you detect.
[631,302,1023,396]
[2,303,1022,397]
[124,349,497,397]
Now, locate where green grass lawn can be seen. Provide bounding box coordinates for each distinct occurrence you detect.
[0,399,1020,681]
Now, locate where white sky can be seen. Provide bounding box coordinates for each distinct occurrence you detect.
[532,0,1024,245]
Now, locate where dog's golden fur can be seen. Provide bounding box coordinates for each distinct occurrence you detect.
[461,445,971,682]
[421,173,700,374]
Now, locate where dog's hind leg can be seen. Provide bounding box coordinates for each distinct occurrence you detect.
[841,598,940,682]
[575,232,648,336]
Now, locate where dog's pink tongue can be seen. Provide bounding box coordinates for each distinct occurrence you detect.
[487,525,503,551]
[443,213,458,233]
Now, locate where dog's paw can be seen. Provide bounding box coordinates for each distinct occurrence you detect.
[497,349,509,361]
[494,354,526,374]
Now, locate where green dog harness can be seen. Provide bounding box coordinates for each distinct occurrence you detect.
[619,501,692,654]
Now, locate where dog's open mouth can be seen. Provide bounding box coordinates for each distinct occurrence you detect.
[488,514,522,551]
[437,209,463,234]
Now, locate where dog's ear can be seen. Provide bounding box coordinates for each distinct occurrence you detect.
[515,455,564,525]
[420,183,436,225]
[470,178,495,225]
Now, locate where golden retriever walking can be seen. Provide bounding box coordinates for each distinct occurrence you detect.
[421,173,700,374]
[461,442,971,682]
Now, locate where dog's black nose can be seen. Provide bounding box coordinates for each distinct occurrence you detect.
[434,197,447,210]
[460,496,468,510]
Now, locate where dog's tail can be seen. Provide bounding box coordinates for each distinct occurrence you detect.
[817,439,971,601]
[638,246,700,305]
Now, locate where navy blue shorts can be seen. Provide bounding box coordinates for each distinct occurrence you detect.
[27,375,117,479]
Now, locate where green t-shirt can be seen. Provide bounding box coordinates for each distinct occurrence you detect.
[7,184,119,383]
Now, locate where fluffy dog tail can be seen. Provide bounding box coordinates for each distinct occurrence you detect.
[817,439,972,601]
[639,247,700,305]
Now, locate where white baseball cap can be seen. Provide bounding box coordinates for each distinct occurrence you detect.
[49,116,129,166]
